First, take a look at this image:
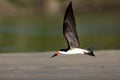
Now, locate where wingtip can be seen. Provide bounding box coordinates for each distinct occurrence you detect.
[69,1,72,6]
[65,1,73,13]
[70,1,72,4]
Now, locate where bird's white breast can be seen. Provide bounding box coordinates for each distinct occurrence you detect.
[60,48,89,55]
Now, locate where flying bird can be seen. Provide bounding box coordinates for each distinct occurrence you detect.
[51,1,95,58]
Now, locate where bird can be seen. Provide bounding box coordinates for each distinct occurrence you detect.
[51,1,95,58]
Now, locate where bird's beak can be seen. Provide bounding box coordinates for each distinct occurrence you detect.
[51,53,58,58]
[51,51,60,58]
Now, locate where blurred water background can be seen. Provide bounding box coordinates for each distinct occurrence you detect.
[0,0,120,53]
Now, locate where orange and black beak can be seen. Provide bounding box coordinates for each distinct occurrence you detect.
[51,53,58,58]
[51,51,60,58]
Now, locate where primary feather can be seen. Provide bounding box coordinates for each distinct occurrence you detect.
[63,2,80,49]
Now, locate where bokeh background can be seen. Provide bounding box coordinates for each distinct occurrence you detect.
[0,0,120,53]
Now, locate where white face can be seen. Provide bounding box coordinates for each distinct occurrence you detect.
[59,51,67,54]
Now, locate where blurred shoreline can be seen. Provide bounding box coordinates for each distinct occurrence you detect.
[0,0,120,53]
[0,0,120,16]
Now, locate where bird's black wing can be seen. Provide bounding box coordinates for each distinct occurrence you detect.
[63,2,80,49]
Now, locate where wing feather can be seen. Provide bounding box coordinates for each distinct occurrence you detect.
[63,2,80,49]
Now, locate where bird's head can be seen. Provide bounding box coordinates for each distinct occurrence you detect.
[51,51,61,58]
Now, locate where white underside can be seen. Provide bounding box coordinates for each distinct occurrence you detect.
[59,48,89,55]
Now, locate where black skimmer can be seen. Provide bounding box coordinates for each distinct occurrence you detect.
[51,1,95,58]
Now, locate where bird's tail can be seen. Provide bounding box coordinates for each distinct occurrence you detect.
[87,47,95,57]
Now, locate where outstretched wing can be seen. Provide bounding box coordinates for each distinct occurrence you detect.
[63,2,80,49]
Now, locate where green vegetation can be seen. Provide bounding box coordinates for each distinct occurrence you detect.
[0,13,120,53]
[0,0,120,53]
